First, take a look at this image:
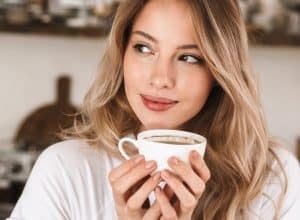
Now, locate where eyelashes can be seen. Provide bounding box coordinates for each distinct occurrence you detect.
[178,54,205,65]
[133,43,153,54]
[132,43,205,65]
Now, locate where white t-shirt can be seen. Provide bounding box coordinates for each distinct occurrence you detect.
[7,139,300,220]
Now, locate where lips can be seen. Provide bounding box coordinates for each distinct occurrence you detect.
[141,95,178,104]
[141,94,178,112]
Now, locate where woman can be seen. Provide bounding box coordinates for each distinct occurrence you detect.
[8,0,300,219]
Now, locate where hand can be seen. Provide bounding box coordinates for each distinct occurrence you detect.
[155,150,211,220]
[108,155,165,220]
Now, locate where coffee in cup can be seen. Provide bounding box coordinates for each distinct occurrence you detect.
[118,129,207,172]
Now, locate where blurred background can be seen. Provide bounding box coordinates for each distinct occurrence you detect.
[0,0,299,219]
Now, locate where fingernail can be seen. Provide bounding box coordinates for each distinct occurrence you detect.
[192,150,199,159]
[170,156,179,165]
[145,160,156,169]
[152,172,161,181]
[134,155,144,164]
[162,170,170,178]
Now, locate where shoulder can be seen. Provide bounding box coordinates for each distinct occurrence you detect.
[273,147,299,167]
[271,147,300,189]
[39,139,98,160]
[272,147,300,204]
[33,139,122,179]
[10,140,122,219]
[256,147,300,219]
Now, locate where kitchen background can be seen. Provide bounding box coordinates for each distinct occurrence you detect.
[0,0,300,219]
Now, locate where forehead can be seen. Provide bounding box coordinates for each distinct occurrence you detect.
[131,0,198,44]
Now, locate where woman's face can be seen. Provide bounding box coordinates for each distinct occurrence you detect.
[123,0,214,131]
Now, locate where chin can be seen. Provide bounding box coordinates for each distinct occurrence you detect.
[141,121,180,130]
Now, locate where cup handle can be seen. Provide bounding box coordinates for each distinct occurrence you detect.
[118,137,139,160]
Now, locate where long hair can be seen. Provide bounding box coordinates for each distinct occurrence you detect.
[63,0,287,219]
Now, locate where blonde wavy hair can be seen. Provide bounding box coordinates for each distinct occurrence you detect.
[63,0,287,219]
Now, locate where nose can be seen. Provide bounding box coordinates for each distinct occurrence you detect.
[149,58,175,89]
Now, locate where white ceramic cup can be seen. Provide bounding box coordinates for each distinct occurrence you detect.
[118,129,207,172]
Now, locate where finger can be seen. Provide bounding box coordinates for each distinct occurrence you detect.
[112,160,157,204]
[143,199,161,220]
[155,186,178,220]
[189,150,211,182]
[163,184,175,199]
[168,156,206,197]
[164,184,179,209]
[126,175,149,202]
[108,155,145,183]
[161,170,197,214]
[126,172,161,211]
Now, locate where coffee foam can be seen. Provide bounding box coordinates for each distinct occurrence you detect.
[145,135,199,144]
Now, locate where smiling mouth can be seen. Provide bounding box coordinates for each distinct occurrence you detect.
[141,95,178,112]
[141,94,178,103]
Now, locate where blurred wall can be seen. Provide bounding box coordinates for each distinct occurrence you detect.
[0,33,104,145]
[250,46,300,154]
[0,33,299,154]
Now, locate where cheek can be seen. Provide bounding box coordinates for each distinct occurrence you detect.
[123,53,146,88]
[180,71,213,100]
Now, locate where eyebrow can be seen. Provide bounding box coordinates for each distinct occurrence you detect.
[131,30,199,50]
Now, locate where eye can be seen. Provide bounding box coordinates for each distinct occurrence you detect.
[179,55,205,65]
[133,43,152,54]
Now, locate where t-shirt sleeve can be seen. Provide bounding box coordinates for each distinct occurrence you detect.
[7,145,71,220]
[258,149,300,219]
